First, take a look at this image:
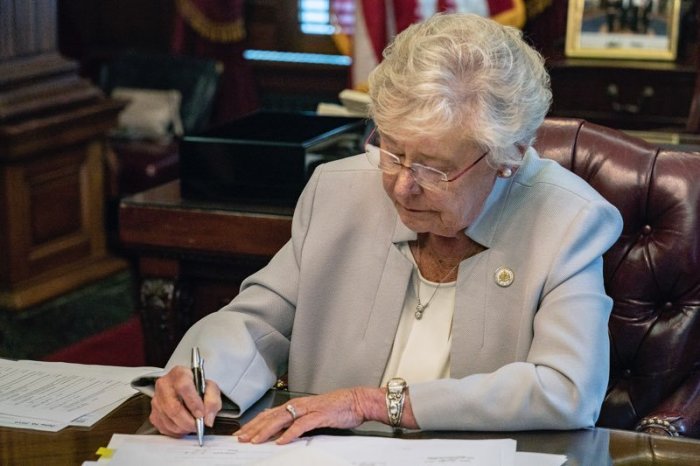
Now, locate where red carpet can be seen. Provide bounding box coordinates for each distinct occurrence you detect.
[42,316,146,367]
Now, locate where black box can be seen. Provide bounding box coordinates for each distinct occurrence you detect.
[180,111,365,206]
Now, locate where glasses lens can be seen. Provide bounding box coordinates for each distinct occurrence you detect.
[377,149,402,174]
[366,130,402,175]
[411,166,443,191]
[365,143,381,167]
[364,128,446,191]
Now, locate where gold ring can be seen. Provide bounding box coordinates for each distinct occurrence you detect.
[285,404,297,421]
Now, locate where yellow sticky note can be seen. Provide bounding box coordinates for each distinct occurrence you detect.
[96,447,114,459]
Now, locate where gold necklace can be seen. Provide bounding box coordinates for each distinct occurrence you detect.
[413,242,461,320]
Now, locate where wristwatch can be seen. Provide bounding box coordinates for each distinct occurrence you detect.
[386,377,407,427]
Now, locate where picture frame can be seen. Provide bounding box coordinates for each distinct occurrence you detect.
[565,0,682,60]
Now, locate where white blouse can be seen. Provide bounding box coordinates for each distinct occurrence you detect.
[380,242,456,386]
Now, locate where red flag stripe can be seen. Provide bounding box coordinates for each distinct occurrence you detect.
[487,0,518,15]
[361,0,387,63]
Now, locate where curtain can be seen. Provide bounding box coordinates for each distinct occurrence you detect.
[172,0,259,124]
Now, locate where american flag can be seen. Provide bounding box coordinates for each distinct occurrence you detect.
[331,0,527,90]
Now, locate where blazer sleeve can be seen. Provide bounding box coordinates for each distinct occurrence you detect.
[164,168,322,414]
[409,197,623,431]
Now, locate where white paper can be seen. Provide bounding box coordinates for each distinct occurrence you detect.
[251,445,353,465]
[99,433,567,466]
[100,434,536,466]
[0,359,160,430]
[0,400,128,431]
[515,451,567,466]
[70,398,136,427]
[307,435,516,466]
[106,434,308,466]
[0,412,68,431]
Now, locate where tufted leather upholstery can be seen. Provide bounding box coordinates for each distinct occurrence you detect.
[532,118,700,438]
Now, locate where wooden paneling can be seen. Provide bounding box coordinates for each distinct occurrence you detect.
[58,0,174,55]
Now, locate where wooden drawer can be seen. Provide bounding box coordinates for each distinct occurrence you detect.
[548,58,697,131]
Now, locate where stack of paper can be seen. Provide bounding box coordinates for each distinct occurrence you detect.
[83,433,566,465]
[316,89,371,117]
[0,359,161,431]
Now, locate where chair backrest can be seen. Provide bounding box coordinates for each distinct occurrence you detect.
[98,51,222,134]
[685,3,700,133]
[688,66,700,133]
[533,118,700,436]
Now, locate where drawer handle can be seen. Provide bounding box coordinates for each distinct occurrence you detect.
[606,84,655,114]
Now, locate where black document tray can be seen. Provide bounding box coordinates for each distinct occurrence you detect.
[180,111,365,206]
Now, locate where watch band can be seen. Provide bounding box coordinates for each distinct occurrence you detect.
[386,377,407,427]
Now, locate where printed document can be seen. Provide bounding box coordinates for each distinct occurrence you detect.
[0,359,160,431]
[87,433,566,466]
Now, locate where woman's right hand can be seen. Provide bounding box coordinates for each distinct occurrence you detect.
[149,365,222,437]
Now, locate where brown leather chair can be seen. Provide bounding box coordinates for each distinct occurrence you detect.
[688,70,700,133]
[532,118,700,438]
[685,4,700,134]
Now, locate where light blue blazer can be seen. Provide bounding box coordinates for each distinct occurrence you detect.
[167,148,623,431]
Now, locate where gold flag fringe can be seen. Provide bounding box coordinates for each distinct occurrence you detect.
[176,0,246,43]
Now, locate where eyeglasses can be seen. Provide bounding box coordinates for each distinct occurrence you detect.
[364,127,489,191]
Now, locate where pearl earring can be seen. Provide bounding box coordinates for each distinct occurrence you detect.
[498,167,513,178]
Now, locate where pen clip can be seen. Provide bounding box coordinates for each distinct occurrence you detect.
[192,347,206,395]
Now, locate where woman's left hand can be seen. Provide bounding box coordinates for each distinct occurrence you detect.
[235,387,382,444]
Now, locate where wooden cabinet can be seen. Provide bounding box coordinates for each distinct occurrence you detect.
[544,0,699,132]
[250,59,349,111]
[0,1,127,311]
[0,54,127,310]
[548,57,697,131]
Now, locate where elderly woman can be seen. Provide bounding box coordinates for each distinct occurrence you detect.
[150,13,622,444]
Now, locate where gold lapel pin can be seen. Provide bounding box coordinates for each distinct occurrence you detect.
[494,266,514,287]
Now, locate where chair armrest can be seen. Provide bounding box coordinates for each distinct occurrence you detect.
[635,370,700,438]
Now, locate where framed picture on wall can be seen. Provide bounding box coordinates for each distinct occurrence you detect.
[565,0,682,60]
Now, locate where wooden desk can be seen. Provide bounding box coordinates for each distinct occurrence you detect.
[3,391,700,465]
[0,395,150,466]
[119,181,293,366]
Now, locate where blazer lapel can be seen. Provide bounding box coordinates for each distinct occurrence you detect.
[451,165,519,377]
[360,218,416,385]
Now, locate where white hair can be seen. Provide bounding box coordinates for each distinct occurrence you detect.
[368,13,552,166]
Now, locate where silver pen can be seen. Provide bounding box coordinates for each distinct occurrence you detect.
[191,347,206,447]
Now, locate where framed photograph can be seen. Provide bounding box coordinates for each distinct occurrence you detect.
[565,0,682,60]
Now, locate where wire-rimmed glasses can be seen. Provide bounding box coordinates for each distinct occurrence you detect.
[364,127,489,191]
